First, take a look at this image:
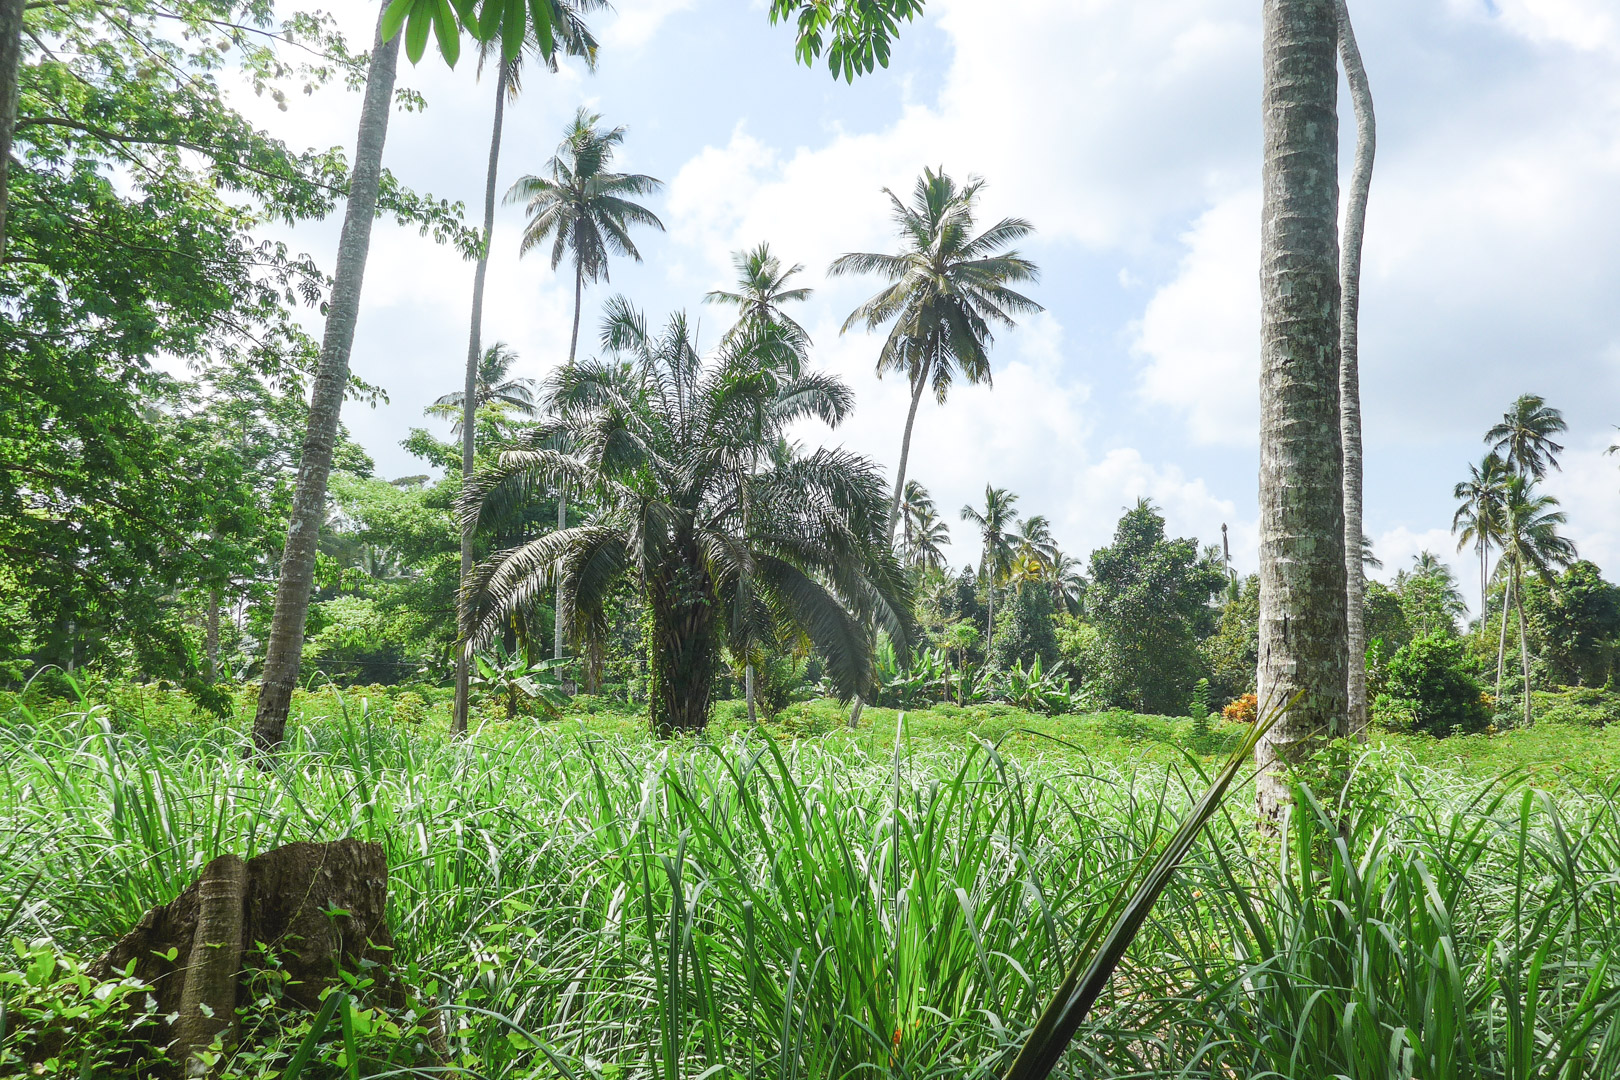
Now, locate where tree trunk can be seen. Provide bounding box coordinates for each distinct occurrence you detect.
[985,571,995,663]
[554,491,567,661]
[454,65,510,738]
[173,854,247,1076]
[647,552,715,736]
[1496,567,1513,699]
[1255,0,1348,821]
[0,0,23,262]
[887,371,929,544]
[1517,567,1532,727]
[251,7,399,754]
[1336,0,1375,739]
[568,260,584,366]
[745,661,757,723]
[206,589,220,683]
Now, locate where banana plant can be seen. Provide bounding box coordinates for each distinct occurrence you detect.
[470,642,568,722]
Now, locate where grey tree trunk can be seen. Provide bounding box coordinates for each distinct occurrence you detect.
[745,662,757,723]
[252,7,399,753]
[1336,0,1375,738]
[887,371,929,544]
[1255,0,1349,820]
[1496,568,1513,698]
[1517,568,1532,727]
[985,571,995,662]
[555,266,583,663]
[173,854,247,1076]
[0,0,23,261]
[454,64,510,738]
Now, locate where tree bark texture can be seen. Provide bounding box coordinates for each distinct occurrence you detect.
[1255,0,1349,820]
[455,65,510,738]
[1517,569,1532,727]
[554,492,567,661]
[173,854,247,1075]
[1496,569,1513,698]
[745,661,757,723]
[887,371,929,544]
[252,8,399,753]
[0,0,23,261]
[1336,0,1375,738]
[646,552,716,736]
[206,589,220,682]
[95,840,396,1075]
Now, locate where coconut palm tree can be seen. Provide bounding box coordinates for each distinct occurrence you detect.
[432,343,539,433]
[1453,451,1510,620]
[704,242,813,362]
[507,111,664,663]
[898,480,936,558]
[1051,550,1086,615]
[507,111,666,369]
[909,508,951,573]
[1254,0,1348,816]
[831,168,1042,541]
[960,486,1019,661]
[1487,394,1568,480]
[1012,513,1059,577]
[1495,475,1576,726]
[461,298,912,736]
[452,4,602,735]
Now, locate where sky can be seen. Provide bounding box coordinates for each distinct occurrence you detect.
[233,0,1620,613]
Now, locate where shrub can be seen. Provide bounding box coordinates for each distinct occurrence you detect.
[392,690,429,725]
[1381,632,1490,736]
[1189,678,1212,740]
[1533,686,1620,727]
[1223,693,1258,724]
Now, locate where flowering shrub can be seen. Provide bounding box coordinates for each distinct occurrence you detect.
[1222,693,1258,724]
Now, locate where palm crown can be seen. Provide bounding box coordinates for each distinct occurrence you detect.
[705,242,814,363]
[463,298,913,734]
[432,343,538,433]
[1486,394,1568,479]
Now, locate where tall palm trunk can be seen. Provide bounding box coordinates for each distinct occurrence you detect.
[985,571,995,662]
[1496,567,1513,698]
[1255,0,1348,819]
[1336,0,1375,738]
[1516,566,1532,727]
[206,588,220,682]
[745,662,757,723]
[0,0,22,260]
[454,64,510,738]
[887,369,928,543]
[555,263,584,664]
[252,6,399,753]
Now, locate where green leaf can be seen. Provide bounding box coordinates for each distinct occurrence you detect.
[502,0,526,61]
[280,990,343,1080]
[404,1,432,64]
[528,0,555,58]
[380,0,413,43]
[433,0,462,67]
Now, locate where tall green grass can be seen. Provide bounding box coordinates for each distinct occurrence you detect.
[4,698,1620,1078]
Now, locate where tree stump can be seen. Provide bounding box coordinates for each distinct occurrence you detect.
[95,838,395,1074]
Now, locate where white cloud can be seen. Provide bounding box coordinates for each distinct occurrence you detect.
[602,0,698,51]
[1131,191,1259,446]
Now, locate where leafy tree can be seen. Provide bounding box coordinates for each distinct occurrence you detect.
[832,169,1040,540]
[1524,561,1620,689]
[959,486,1019,662]
[1394,553,1467,639]
[768,0,925,81]
[1377,633,1489,737]
[1487,393,1568,480]
[1453,452,1511,621]
[463,300,912,735]
[1362,580,1408,654]
[990,582,1059,673]
[1087,501,1225,715]
[1203,574,1260,706]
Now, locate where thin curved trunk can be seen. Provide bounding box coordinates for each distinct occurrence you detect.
[887,370,929,544]
[252,6,399,754]
[1496,567,1513,698]
[1255,0,1347,820]
[206,589,220,682]
[745,662,757,723]
[0,0,23,260]
[985,569,995,662]
[1337,0,1375,739]
[1517,566,1532,727]
[454,64,510,738]
[556,264,583,664]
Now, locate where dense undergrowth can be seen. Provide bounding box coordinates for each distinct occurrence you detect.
[6,690,1620,1077]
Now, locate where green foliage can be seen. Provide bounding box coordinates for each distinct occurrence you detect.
[989,582,1059,671]
[1201,574,1258,704]
[1378,632,1490,736]
[769,0,927,81]
[1086,501,1224,714]
[471,643,569,721]
[1525,561,1620,687]
[1532,686,1620,728]
[1189,677,1212,741]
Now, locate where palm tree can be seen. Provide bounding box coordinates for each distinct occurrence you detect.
[462,299,912,736]
[453,4,602,735]
[433,343,539,433]
[704,242,814,362]
[1337,0,1376,738]
[1012,513,1059,577]
[507,110,666,369]
[1495,475,1576,726]
[508,111,664,663]
[254,9,402,752]
[1051,550,1086,615]
[959,485,1019,661]
[909,508,951,573]
[898,479,935,559]
[831,168,1042,541]
[1487,394,1568,479]
[1255,0,1348,816]
[1453,452,1510,620]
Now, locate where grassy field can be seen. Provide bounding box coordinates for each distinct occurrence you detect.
[6,688,1620,1077]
